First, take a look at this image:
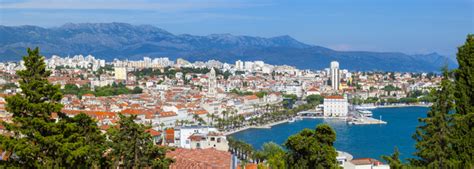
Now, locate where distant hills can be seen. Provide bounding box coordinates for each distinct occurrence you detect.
[0,22,457,72]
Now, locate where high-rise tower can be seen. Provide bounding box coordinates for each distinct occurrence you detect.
[330,61,340,91]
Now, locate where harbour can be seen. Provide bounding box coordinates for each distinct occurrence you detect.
[231,106,428,161]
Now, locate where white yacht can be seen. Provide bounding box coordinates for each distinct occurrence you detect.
[355,105,377,110]
[358,110,373,117]
[288,118,296,123]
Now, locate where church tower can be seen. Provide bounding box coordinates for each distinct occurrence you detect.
[208,68,217,96]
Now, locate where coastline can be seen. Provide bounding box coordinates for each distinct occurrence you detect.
[225,105,430,135]
[224,119,290,136]
[375,104,431,108]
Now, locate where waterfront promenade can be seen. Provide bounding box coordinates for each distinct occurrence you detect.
[224,119,290,135]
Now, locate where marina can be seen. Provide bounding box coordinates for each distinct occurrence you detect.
[231,106,428,161]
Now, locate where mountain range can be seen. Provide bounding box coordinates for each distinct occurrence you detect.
[0,22,457,72]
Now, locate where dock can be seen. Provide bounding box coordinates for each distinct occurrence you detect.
[347,116,387,125]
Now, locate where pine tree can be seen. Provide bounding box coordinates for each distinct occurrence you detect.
[58,113,106,167]
[381,147,403,169]
[0,48,65,167]
[410,67,458,167]
[452,34,474,166]
[0,48,106,168]
[106,114,173,168]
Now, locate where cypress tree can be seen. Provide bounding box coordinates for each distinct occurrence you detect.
[410,67,458,167]
[452,34,474,166]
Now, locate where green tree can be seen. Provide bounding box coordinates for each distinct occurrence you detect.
[284,124,339,169]
[132,86,143,94]
[59,113,107,167]
[452,34,474,166]
[255,91,268,98]
[255,142,286,169]
[305,94,323,105]
[381,147,403,169]
[410,67,458,167]
[0,48,103,168]
[106,114,173,168]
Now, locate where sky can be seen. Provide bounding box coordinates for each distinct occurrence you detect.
[1,0,473,59]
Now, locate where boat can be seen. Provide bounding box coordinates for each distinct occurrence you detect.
[355,105,377,110]
[295,116,303,121]
[358,110,373,117]
[288,118,296,123]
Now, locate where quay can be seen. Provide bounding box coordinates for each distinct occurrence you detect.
[347,116,387,125]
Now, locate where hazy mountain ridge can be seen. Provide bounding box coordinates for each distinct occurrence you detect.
[0,22,457,72]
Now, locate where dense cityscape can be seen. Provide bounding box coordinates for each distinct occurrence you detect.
[0,0,473,168]
[0,52,447,168]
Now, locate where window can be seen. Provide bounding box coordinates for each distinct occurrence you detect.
[210,137,215,141]
[196,143,201,149]
[217,138,221,143]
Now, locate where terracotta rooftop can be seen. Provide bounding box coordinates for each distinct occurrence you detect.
[325,95,344,99]
[351,158,384,165]
[166,148,231,169]
[145,129,161,137]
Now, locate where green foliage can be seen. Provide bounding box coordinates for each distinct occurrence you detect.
[258,142,286,169]
[452,34,474,166]
[57,113,107,167]
[382,35,474,168]
[228,137,255,162]
[96,64,113,75]
[364,97,379,104]
[95,83,142,97]
[62,83,142,98]
[62,84,94,97]
[284,124,339,169]
[230,88,254,96]
[383,85,401,91]
[381,147,403,169]
[0,48,172,168]
[106,114,173,168]
[0,48,104,168]
[305,94,323,105]
[283,94,297,102]
[255,91,268,98]
[410,67,460,167]
[398,97,418,104]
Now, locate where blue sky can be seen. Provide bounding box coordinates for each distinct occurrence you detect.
[1,0,473,58]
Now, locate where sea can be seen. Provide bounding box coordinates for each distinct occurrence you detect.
[230,106,429,161]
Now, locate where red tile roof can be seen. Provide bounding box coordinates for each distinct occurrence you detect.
[325,95,344,99]
[160,111,177,117]
[351,158,384,165]
[193,109,208,115]
[145,129,161,137]
[166,148,231,169]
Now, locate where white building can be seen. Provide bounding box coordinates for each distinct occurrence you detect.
[330,61,340,91]
[235,60,244,70]
[174,126,220,149]
[114,67,127,80]
[323,95,348,117]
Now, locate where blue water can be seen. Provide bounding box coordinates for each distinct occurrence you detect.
[231,107,428,161]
